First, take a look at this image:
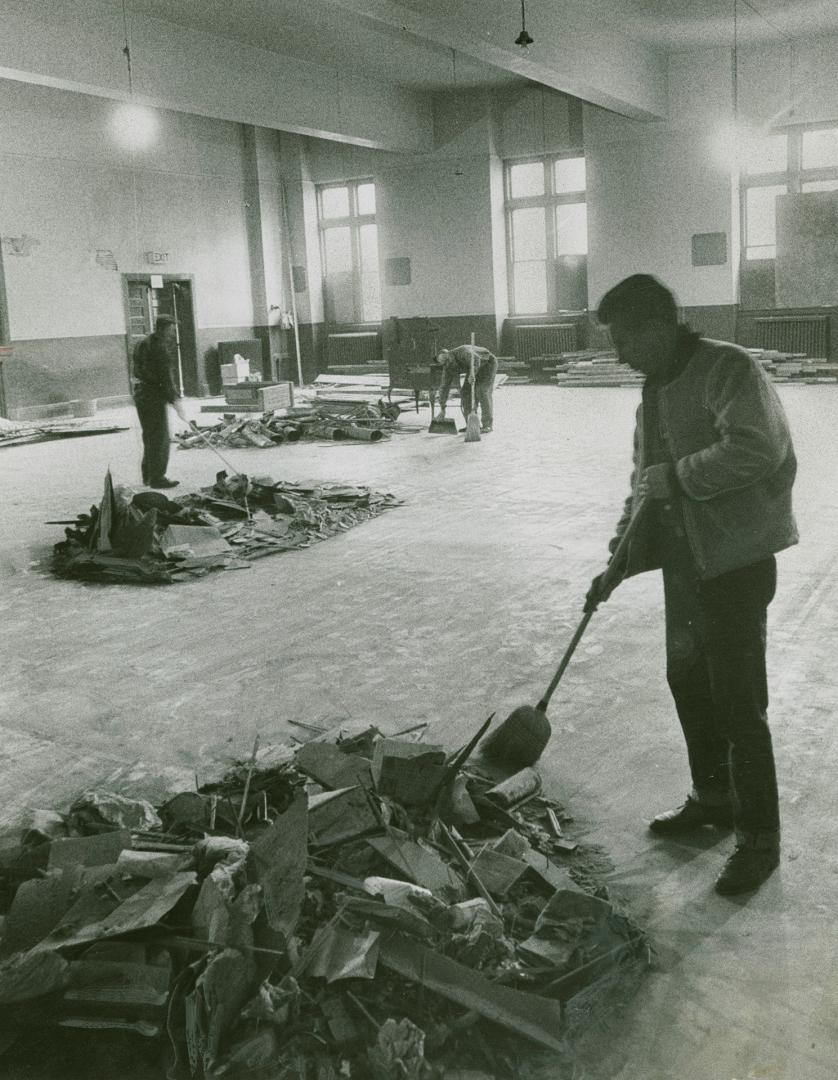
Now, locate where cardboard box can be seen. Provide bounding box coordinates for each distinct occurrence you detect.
[223,382,294,411]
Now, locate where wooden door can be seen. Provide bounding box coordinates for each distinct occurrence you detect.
[125,279,152,383]
[123,276,201,397]
[154,281,199,396]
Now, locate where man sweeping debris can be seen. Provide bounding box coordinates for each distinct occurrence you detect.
[132,314,188,489]
[435,344,498,434]
[587,274,798,896]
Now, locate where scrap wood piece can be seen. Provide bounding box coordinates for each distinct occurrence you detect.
[60,941,172,1029]
[247,794,307,939]
[38,871,197,952]
[47,830,132,871]
[0,867,82,959]
[339,895,435,940]
[300,925,381,983]
[522,889,639,994]
[320,995,359,1046]
[468,848,529,898]
[366,830,465,901]
[379,934,564,1052]
[371,739,446,806]
[295,741,373,791]
[158,524,231,559]
[0,949,70,1004]
[520,848,575,892]
[93,469,117,553]
[193,947,258,1074]
[308,787,380,848]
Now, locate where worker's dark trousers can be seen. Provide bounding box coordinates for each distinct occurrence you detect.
[134,390,171,484]
[663,554,780,837]
[459,360,498,428]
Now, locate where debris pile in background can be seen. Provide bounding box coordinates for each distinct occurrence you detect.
[51,470,401,584]
[0,416,128,449]
[0,722,648,1079]
[178,400,406,452]
[747,348,838,384]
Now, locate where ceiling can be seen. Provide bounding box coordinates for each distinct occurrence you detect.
[618,0,838,48]
[127,0,838,97]
[127,0,523,92]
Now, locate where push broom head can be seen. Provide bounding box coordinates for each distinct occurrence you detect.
[464,410,481,443]
[481,704,550,768]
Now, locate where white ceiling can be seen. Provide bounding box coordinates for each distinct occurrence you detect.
[126,0,838,97]
[127,0,523,92]
[618,0,838,48]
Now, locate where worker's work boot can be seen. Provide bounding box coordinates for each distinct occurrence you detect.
[649,794,734,836]
[714,831,780,896]
[149,477,179,489]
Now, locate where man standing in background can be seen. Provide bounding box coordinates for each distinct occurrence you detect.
[132,314,188,489]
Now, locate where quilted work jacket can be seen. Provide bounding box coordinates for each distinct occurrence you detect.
[613,335,798,580]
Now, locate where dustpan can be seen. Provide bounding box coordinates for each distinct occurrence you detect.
[429,415,458,434]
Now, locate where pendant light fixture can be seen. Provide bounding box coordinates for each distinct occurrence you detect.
[451,48,463,177]
[515,0,534,49]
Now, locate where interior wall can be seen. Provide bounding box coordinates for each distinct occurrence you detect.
[0,78,260,407]
[585,37,838,313]
[300,98,501,363]
[585,105,737,309]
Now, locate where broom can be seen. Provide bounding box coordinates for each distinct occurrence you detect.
[481,497,650,768]
[464,332,481,443]
[464,375,481,443]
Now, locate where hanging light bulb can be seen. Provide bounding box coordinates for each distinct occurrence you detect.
[113,102,158,149]
[114,0,158,149]
[515,0,534,48]
[451,49,464,177]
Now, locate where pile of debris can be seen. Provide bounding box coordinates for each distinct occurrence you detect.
[0,416,128,449]
[179,402,404,452]
[551,353,644,388]
[52,470,401,584]
[748,348,838,384]
[0,723,647,1079]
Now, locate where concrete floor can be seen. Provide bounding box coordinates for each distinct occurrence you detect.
[2,385,837,1080]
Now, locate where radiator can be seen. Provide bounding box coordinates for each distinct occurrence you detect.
[327,332,383,369]
[514,323,577,362]
[754,316,829,357]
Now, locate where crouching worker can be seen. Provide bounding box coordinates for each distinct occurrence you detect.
[435,344,498,433]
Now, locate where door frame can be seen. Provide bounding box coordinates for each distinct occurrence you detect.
[121,273,200,394]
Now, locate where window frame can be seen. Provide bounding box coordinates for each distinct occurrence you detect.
[316,178,380,324]
[741,123,838,263]
[504,151,588,316]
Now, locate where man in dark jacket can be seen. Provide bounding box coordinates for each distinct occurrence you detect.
[435,344,498,433]
[132,314,187,489]
[587,275,798,895]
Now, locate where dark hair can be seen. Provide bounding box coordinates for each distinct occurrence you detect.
[154,314,177,334]
[597,275,678,327]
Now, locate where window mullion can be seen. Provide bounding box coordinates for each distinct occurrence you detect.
[545,193,557,313]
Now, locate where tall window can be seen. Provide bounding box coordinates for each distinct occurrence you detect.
[742,125,838,261]
[317,179,381,323]
[505,154,588,315]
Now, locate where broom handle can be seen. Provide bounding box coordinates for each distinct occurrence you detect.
[537,497,650,712]
[189,421,243,478]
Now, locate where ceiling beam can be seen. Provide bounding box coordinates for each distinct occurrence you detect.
[0,0,434,151]
[324,0,669,120]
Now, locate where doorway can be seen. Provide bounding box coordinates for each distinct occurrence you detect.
[122,275,201,396]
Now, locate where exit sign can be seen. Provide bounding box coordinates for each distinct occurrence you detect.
[145,251,169,265]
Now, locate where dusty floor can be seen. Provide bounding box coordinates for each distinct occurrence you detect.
[1,385,837,1080]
